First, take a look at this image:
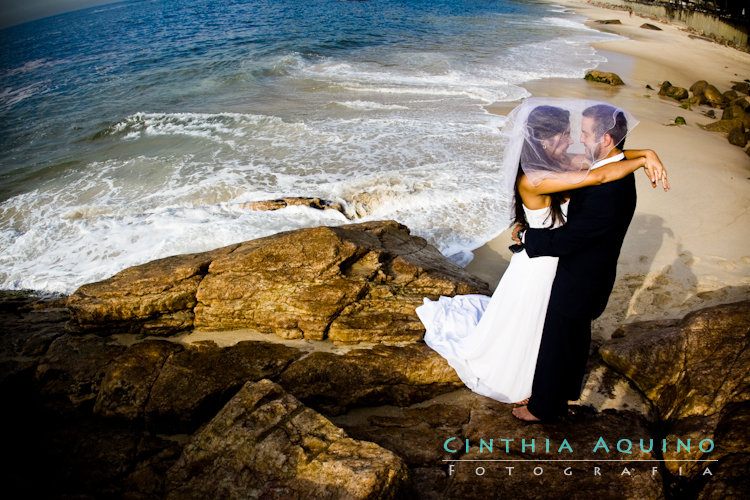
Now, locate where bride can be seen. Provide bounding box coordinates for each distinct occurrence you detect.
[416,98,668,404]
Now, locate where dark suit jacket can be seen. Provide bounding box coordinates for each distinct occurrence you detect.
[523,173,637,320]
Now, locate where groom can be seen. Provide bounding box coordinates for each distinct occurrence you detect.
[511,104,636,422]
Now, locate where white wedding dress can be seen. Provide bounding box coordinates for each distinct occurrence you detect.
[416,201,568,403]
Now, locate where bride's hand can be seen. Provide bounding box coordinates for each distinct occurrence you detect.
[642,150,670,191]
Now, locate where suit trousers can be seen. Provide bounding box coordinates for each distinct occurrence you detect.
[526,308,592,420]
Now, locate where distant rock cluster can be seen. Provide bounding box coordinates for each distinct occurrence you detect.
[659,79,750,151]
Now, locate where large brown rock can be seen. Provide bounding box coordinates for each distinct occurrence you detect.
[67,245,238,335]
[659,80,689,101]
[165,379,408,500]
[145,340,303,432]
[68,221,489,342]
[195,221,488,342]
[584,70,624,86]
[599,301,750,422]
[279,343,463,415]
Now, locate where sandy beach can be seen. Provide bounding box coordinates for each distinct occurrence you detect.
[469,0,750,338]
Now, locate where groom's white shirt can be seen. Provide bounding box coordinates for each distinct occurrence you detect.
[519,152,626,244]
[590,152,625,170]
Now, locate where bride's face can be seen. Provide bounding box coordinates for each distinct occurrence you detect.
[542,126,572,160]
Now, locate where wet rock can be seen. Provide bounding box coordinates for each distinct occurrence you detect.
[145,340,303,433]
[585,70,624,86]
[165,379,408,499]
[640,23,662,30]
[659,81,689,101]
[578,356,656,420]
[278,343,463,415]
[239,196,348,218]
[596,19,622,24]
[599,301,750,422]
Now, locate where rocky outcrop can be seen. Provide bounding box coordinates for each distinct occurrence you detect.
[68,221,489,342]
[599,301,749,422]
[238,196,349,217]
[584,70,624,86]
[599,301,749,482]
[165,379,408,499]
[2,269,748,498]
[641,23,662,31]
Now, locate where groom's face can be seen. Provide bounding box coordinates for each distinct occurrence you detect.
[580,116,602,160]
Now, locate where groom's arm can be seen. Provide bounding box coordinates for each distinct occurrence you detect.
[523,180,629,258]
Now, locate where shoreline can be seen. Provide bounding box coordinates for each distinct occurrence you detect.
[468,0,750,339]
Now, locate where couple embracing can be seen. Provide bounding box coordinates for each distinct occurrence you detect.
[416,98,670,422]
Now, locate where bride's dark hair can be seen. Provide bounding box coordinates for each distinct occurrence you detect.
[512,105,569,229]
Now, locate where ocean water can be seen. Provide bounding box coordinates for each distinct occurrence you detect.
[0,0,619,294]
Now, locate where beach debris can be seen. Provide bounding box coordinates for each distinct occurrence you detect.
[704,109,716,118]
[595,19,622,24]
[584,70,624,86]
[673,116,687,126]
[640,23,662,31]
[646,84,654,90]
[658,81,689,101]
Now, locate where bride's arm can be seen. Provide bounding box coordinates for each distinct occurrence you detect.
[520,156,646,195]
[520,150,668,196]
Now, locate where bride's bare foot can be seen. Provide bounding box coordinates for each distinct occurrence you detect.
[512,405,541,422]
[513,398,529,406]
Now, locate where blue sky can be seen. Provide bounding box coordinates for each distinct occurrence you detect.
[0,0,120,28]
